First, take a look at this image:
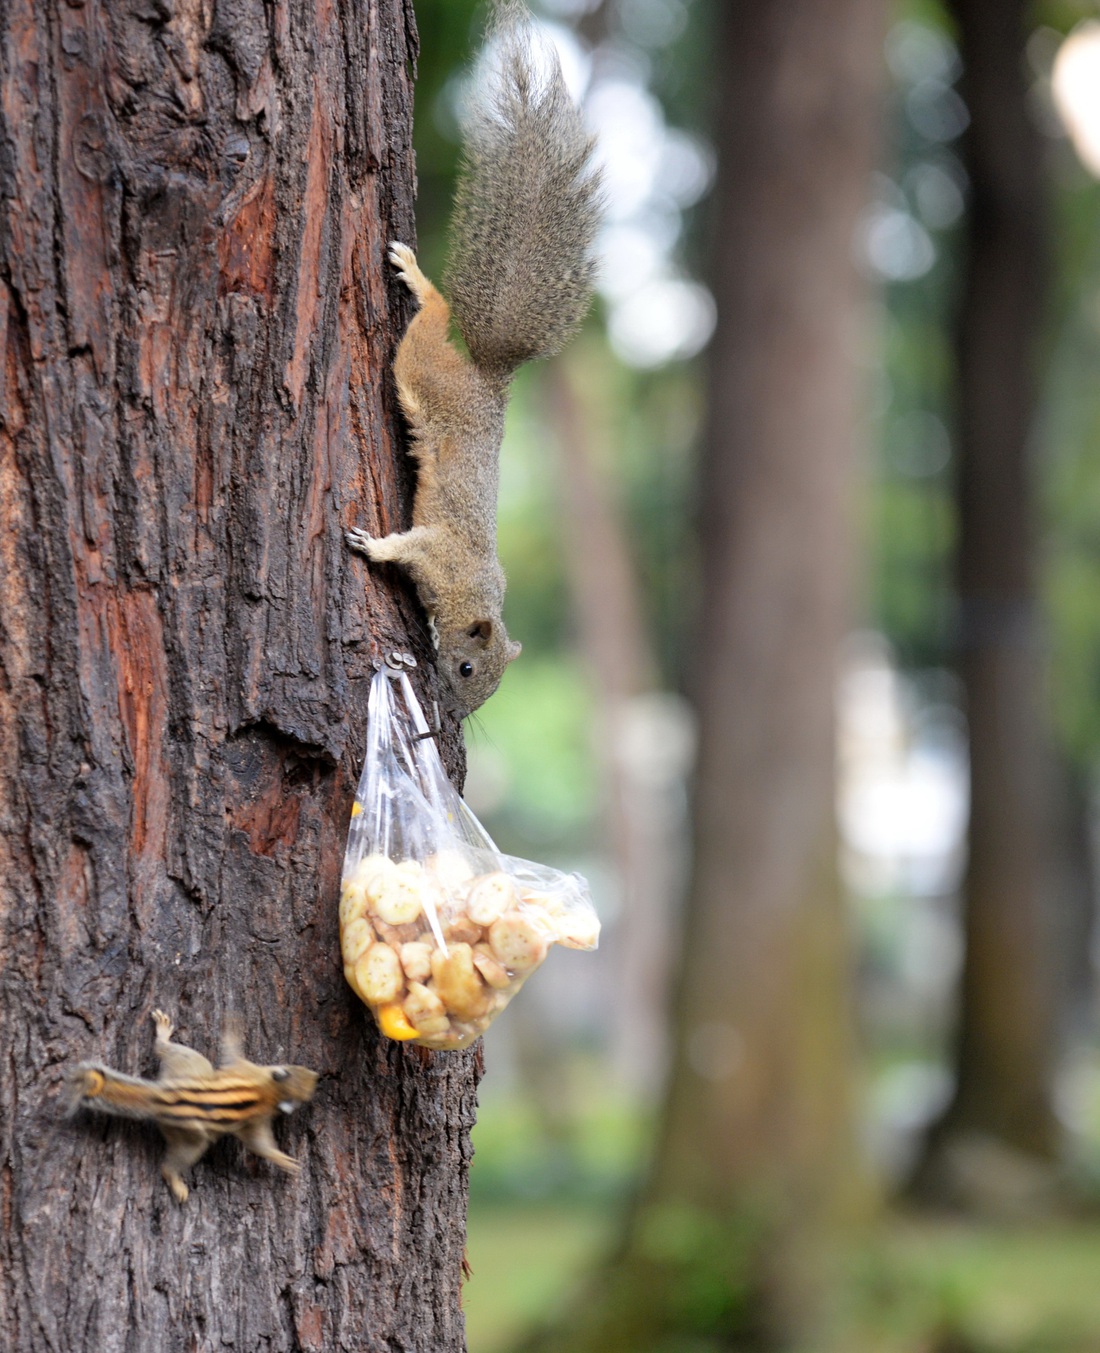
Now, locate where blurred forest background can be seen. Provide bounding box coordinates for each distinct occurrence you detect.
[412,1,1100,1349]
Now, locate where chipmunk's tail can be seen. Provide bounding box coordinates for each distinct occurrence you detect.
[445,3,603,379]
[64,1064,158,1121]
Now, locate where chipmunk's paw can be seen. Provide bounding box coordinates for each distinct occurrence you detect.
[163,1170,189,1204]
[152,1009,174,1041]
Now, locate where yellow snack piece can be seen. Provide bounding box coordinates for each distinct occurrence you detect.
[341,916,375,964]
[520,887,600,949]
[341,854,395,925]
[399,941,433,983]
[425,849,475,894]
[364,858,407,901]
[443,915,483,946]
[515,902,557,940]
[355,942,404,1005]
[348,853,396,890]
[404,981,450,1035]
[393,859,424,888]
[472,943,513,990]
[466,871,515,927]
[488,912,548,972]
[377,1002,419,1040]
[339,884,362,928]
[431,944,491,1020]
[553,912,601,950]
[370,872,424,927]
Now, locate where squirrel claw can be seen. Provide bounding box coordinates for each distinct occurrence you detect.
[388,241,415,271]
[346,528,375,555]
[388,242,428,303]
[152,1009,174,1040]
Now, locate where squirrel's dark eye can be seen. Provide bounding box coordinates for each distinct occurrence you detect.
[458,662,474,679]
[272,1067,290,1082]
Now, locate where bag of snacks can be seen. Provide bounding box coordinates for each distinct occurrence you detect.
[340,664,600,1049]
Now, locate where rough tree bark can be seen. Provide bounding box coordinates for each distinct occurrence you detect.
[528,1,884,1348]
[912,0,1059,1202]
[0,3,480,1350]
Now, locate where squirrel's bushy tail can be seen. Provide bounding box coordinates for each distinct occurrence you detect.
[446,5,603,378]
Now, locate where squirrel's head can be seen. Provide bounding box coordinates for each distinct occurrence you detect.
[441,618,522,716]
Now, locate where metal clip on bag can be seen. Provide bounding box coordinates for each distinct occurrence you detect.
[340,668,600,1049]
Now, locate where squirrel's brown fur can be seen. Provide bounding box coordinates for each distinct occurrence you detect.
[347,5,603,716]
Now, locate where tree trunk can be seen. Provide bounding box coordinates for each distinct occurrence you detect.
[912,0,1059,1202]
[0,3,479,1350]
[528,2,883,1347]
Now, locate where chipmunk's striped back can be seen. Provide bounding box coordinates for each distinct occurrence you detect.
[70,1065,278,1133]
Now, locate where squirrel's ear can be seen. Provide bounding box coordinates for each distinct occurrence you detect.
[506,640,522,663]
[466,620,493,647]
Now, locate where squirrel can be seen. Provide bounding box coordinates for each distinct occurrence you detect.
[64,1009,318,1203]
[347,3,603,717]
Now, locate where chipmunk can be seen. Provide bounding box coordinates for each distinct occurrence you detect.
[346,3,603,716]
[65,1009,318,1203]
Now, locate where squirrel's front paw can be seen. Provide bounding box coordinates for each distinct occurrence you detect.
[345,528,376,557]
[347,529,406,566]
[388,242,428,302]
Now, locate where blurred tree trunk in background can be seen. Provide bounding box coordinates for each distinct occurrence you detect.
[0,3,479,1349]
[911,0,1059,1206]
[528,0,884,1346]
[1051,757,1097,1052]
[545,358,683,1095]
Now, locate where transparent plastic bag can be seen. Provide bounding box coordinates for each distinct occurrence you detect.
[340,667,600,1049]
